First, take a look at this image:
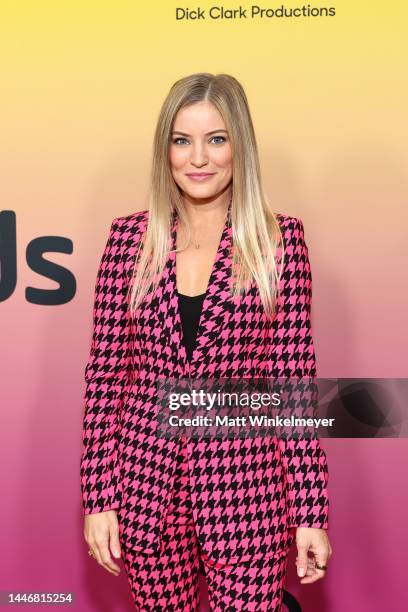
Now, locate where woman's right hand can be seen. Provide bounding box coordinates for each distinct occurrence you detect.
[84,510,122,575]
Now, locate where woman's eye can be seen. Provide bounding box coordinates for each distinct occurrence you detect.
[172,135,227,145]
[210,135,226,144]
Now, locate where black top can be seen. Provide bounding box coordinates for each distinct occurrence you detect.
[176,290,206,363]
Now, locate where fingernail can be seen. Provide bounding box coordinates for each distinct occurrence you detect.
[298,567,305,577]
[113,550,121,558]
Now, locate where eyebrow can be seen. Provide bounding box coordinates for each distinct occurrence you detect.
[171,129,228,136]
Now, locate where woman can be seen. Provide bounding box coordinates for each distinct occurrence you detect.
[80,72,332,610]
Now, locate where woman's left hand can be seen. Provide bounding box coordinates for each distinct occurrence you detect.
[295,527,332,583]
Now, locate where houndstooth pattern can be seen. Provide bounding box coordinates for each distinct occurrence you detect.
[80,200,329,565]
[120,435,290,610]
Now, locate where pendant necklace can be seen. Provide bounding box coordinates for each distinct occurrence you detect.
[191,209,229,250]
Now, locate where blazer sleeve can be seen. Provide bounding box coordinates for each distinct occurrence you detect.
[80,217,132,514]
[274,216,329,529]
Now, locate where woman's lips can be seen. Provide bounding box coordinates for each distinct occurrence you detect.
[186,173,215,182]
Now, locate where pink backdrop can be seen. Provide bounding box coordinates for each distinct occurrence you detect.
[1,206,406,611]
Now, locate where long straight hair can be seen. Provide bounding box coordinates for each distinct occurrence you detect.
[128,72,285,319]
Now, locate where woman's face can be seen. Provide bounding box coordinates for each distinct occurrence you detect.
[169,100,233,203]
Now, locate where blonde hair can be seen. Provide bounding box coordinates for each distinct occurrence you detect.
[128,72,284,319]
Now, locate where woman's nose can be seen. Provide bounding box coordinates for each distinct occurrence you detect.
[190,144,208,165]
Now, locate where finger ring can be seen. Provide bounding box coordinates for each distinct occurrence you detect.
[315,562,327,571]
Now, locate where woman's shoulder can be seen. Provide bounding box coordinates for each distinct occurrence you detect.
[275,211,303,227]
[115,208,149,226]
[274,212,307,242]
[113,208,149,235]
[106,210,150,256]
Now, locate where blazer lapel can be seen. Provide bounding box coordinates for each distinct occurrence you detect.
[161,199,234,379]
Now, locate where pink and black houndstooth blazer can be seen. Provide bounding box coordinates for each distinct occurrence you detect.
[80,200,329,565]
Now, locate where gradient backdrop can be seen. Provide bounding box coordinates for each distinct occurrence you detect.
[1,1,407,610]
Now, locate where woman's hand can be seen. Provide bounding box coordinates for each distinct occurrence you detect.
[84,510,122,576]
[295,527,332,584]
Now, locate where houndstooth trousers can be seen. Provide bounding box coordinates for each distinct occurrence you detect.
[120,436,292,611]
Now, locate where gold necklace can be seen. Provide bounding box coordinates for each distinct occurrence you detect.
[190,211,228,249]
